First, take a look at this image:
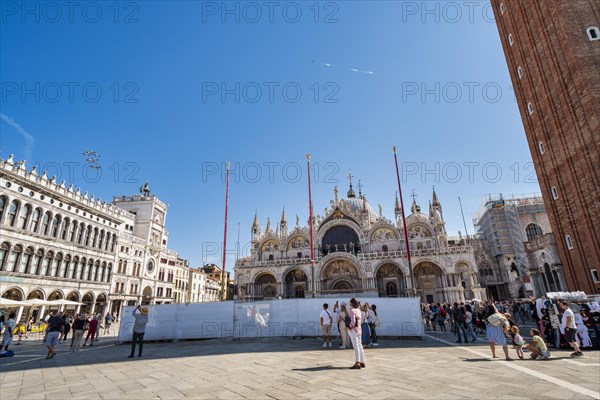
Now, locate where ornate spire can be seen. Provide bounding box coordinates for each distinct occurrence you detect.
[432,186,441,207]
[395,192,401,213]
[280,207,288,238]
[357,180,363,198]
[347,172,356,198]
[252,210,259,229]
[410,191,421,213]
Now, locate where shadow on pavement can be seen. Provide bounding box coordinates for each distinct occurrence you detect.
[291,365,349,371]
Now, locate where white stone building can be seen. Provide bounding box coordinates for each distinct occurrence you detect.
[0,155,190,321]
[235,181,485,304]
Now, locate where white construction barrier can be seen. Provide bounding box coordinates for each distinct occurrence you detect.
[118,297,423,342]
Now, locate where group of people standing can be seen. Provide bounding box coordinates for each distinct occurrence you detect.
[319,299,380,369]
[43,311,116,358]
[0,310,118,359]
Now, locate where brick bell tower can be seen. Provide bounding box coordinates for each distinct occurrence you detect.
[490,0,600,294]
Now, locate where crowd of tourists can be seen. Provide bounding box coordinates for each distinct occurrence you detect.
[421,297,598,360]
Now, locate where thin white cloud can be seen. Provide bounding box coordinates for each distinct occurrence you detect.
[0,113,35,161]
[312,60,376,75]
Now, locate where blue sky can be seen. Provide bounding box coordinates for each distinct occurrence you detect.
[0,1,540,269]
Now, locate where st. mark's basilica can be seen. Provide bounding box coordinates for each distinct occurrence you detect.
[235,180,487,303]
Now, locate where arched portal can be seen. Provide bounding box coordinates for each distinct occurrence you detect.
[95,293,108,316]
[414,261,445,303]
[376,263,405,297]
[284,268,307,298]
[321,259,361,293]
[81,292,94,314]
[254,273,277,299]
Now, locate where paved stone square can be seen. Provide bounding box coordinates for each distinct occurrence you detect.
[1,331,599,399]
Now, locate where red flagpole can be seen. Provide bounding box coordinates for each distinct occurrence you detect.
[220,162,230,301]
[394,146,416,296]
[307,154,316,298]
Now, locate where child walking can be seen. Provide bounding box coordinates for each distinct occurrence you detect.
[526,328,551,360]
[511,326,525,359]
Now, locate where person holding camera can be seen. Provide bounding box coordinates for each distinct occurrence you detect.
[129,305,149,358]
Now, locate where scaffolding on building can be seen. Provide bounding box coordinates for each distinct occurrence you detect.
[473,193,545,279]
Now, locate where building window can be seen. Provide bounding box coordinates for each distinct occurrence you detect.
[525,223,543,241]
[518,66,523,79]
[527,102,534,115]
[565,234,574,250]
[6,200,19,226]
[0,196,6,222]
[539,141,545,154]
[509,34,514,46]
[592,269,600,283]
[500,3,505,14]
[587,26,599,41]
[551,186,558,200]
[18,204,31,230]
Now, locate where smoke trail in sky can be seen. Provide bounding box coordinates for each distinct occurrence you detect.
[1,113,35,162]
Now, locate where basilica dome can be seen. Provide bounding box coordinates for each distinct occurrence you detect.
[342,196,378,222]
[406,200,430,226]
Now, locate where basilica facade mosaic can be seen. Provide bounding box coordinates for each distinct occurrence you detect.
[235,181,486,303]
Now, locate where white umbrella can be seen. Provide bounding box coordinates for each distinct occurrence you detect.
[23,299,55,306]
[0,298,28,307]
[47,299,85,306]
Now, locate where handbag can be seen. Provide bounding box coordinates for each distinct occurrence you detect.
[487,313,505,327]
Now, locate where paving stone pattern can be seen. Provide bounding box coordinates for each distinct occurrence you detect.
[1,332,599,399]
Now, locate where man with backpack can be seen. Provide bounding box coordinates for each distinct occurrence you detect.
[452,303,469,343]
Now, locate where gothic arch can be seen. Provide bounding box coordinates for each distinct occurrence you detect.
[285,234,310,251]
[319,252,366,277]
[373,260,409,277]
[27,288,47,300]
[66,291,80,302]
[250,268,278,283]
[316,218,364,245]
[48,289,65,301]
[368,222,401,242]
[260,238,281,253]
[1,286,25,301]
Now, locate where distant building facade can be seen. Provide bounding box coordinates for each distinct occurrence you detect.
[491,0,600,294]
[235,182,486,304]
[473,193,566,300]
[0,155,195,322]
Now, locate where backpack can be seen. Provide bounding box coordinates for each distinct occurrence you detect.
[440,308,447,318]
[374,316,382,327]
[455,308,465,322]
[344,314,351,328]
